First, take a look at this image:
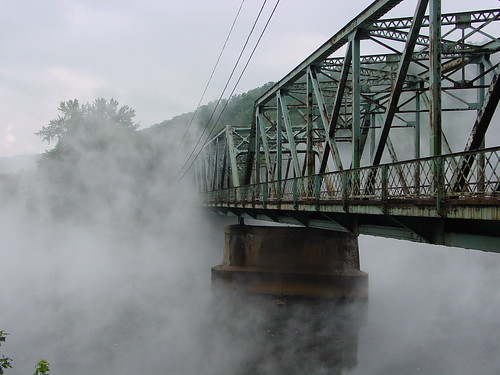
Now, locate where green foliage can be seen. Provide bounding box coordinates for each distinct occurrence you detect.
[144,82,274,137]
[36,98,140,156]
[34,98,168,224]
[0,331,13,375]
[0,332,51,375]
[33,360,50,375]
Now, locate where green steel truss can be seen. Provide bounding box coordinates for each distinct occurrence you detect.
[196,0,500,252]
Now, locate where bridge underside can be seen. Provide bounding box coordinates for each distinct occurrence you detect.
[202,145,500,252]
[207,201,500,253]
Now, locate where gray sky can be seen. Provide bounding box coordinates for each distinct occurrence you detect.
[0,0,496,157]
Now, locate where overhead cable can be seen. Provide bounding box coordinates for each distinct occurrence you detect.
[175,0,246,155]
[176,0,270,178]
[177,0,267,176]
[178,0,281,180]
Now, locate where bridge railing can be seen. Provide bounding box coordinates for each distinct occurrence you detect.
[202,147,500,206]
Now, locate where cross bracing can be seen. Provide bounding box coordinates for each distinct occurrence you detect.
[196,0,500,252]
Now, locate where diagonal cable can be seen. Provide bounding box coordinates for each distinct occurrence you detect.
[175,0,246,155]
[177,0,270,178]
[179,0,281,180]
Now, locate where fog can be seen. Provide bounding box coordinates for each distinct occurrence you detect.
[354,238,500,375]
[1,123,499,375]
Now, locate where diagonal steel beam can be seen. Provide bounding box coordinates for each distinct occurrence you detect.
[256,0,403,108]
[319,42,352,174]
[307,66,343,172]
[464,72,500,152]
[453,72,500,192]
[371,0,429,166]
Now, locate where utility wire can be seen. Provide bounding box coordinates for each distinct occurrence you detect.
[175,0,246,155]
[177,0,270,178]
[178,0,281,181]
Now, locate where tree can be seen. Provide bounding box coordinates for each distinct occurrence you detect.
[36,98,140,157]
[0,331,13,375]
[34,98,159,223]
[33,360,50,375]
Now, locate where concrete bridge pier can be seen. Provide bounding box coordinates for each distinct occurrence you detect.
[212,225,368,299]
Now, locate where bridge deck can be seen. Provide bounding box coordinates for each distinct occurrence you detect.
[202,147,500,252]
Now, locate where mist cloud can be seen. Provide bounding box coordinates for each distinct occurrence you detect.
[1,111,500,374]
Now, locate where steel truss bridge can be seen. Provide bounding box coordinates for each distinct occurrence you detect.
[196,0,500,253]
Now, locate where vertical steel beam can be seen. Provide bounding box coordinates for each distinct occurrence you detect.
[278,90,302,177]
[352,32,361,169]
[477,62,486,192]
[243,120,257,185]
[370,113,376,162]
[256,110,274,183]
[415,83,422,160]
[255,111,261,185]
[226,126,240,188]
[276,92,283,182]
[206,143,211,191]
[276,93,283,199]
[415,83,422,194]
[306,67,315,175]
[429,0,442,157]
[355,102,374,169]
[212,138,220,191]
[429,0,444,214]
[220,139,228,189]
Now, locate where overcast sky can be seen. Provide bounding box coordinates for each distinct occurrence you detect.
[0,0,496,157]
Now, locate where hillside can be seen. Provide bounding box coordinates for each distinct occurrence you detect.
[142,82,274,138]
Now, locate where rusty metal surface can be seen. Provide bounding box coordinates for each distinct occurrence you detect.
[195,1,500,251]
[203,147,500,213]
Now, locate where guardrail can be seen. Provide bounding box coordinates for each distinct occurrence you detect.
[202,147,500,207]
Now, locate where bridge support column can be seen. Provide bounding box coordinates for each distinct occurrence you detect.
[212,225,368,299]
